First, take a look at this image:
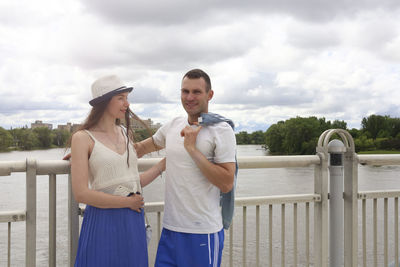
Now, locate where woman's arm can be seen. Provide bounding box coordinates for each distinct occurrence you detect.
[71,131,144,212]
[140,158,166,187]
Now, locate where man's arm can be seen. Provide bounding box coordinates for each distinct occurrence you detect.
[134,137,163,158]
[180,125,235,193]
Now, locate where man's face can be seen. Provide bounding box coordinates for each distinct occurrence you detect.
[181,77,213,117]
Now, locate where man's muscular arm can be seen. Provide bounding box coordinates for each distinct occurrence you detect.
[180,125,235,193]
[134,137,163,158]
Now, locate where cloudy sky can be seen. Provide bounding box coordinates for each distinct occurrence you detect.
[1,0,399,132]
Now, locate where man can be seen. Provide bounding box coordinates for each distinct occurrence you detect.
[135,69,236,267]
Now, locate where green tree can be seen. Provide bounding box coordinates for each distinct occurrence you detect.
[265,116,349,155]
[348,128,361,139]
[235,131,250,145]
[265,121,285,154]
[250,130,265,144]
[332,120,347,130]
[354,134,375,152]
[361,115,388,140]
[9,128,39,150]
[0,127,13,151]
[301,137,318,155]
[52,129,71,147]
[387,117,400,138]
[282,117,321,154]
[33,127,54,148]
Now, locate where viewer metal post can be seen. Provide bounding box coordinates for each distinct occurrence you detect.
[328,139,346,267]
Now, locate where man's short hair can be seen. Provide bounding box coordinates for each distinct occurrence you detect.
[183,69,212,92]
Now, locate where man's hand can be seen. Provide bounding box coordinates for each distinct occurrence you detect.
[180,124,202,154]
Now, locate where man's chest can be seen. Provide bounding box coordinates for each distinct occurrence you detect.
[165,126,216,160]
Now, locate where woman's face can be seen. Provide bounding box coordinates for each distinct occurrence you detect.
[106,92,130,119]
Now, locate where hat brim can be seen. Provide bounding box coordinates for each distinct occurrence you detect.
[89,86,133,106]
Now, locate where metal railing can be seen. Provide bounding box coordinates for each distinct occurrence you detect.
[1,129,400,266]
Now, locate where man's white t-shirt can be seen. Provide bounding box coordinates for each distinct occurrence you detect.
[152,116,236,234]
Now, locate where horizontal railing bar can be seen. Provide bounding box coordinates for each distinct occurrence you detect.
[140,156,322,170]
[358,154,400,166]
[76,195,321,217]
[235,194,321,206]
[36,161,70,175]
[142,194,321,214]
[0,210,26,222]
[358,190,400,199]
[143,202,164,212]
[78,201,165,216]
[1,154,400,176]
[0,160,71,175]
[0,161,26,175]
[238,156,321,168]
[1,156,322,176]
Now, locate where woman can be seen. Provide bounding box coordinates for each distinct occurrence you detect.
[70,75,164,267]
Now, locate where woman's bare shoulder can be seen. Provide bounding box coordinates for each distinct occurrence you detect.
[72,130,91,144]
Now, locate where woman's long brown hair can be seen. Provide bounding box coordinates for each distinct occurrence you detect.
[67,98,150,167]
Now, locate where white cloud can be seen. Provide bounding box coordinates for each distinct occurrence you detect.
[0,0,400,131]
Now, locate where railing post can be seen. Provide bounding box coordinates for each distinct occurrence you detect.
[343,147,358,266]
[328,139,345,267]
[314,151,329,267]
[8,222,11,267]
[49,174,57,267]
[68,173,79,267]
[26,158,36,267]
[318,129,358,267]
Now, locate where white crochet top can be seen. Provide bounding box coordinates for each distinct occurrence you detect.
[84,128,141,195]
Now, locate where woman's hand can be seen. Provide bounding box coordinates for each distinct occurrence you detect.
[127,193,144,213]
[63,153,72,160]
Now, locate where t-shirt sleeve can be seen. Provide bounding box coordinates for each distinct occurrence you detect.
[152,120,169,148]
[214,123,236,163]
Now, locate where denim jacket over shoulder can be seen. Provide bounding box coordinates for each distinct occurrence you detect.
[199,112,237,230]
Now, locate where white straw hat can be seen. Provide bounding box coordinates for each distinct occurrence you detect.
[89,75,133,106]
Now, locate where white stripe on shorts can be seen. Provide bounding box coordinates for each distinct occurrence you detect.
[208,234,211,265]
[213,232,219,267]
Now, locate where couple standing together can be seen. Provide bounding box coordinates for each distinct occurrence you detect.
[69,69,237,267]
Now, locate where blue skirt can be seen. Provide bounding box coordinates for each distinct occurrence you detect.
[74,205,148,267]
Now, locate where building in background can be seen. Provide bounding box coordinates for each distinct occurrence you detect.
[31,118,159,132]
[31,120,53,130]
[57,122,81,133]
[71,124,81,133]
[130,118,161,130]
[57,122,72,132]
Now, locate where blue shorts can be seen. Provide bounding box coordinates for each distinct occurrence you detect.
[155,228,224,267]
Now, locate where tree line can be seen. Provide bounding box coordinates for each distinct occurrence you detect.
[0,126,156,152]
[0,127,72,151]
[1,114,399,153]
[236,114,400,155]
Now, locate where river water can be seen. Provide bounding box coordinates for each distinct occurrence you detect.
[0,146,399,266]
